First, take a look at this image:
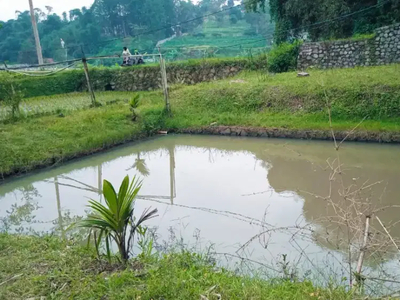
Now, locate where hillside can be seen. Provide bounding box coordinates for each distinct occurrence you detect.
[161,19,273,61]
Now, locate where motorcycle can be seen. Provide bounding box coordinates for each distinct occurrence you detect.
[121,51,145,67]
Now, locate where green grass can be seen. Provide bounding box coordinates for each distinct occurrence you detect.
[0,233,350,299]
[164,64,400,131]
[327,33,377,43]
[0,103,145,177]
[162,19,269,59]
[1,64,400,178]
[0,92,138,121]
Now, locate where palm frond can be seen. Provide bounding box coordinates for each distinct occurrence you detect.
[102,180,118,216]
[127,207,158,251]
[79,175,156,262]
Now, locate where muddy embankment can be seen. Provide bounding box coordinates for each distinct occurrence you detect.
[175,126,400,143]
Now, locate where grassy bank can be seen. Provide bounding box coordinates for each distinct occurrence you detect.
[1,65,400,179]
[0,234,349,299]
[0,103,145,178]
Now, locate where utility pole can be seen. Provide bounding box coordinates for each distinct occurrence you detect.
[28,0,44,65]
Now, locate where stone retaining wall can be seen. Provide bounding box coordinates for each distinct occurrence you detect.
[92,60,247,92]
[176,126,400,143]
[298,23,400,69]
[0,59,249,100]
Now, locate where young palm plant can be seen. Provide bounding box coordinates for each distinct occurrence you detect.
[129,94,141,121]
[80,175,157,262]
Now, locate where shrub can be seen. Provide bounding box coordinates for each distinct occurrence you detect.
[141,107,167,134]
[1,81,23,119]
[267,40,303,73]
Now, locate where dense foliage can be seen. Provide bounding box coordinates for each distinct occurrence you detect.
[267,41,302,73]
[0,0,272,65]
[245,0,400,43]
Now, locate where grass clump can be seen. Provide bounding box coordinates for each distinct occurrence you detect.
[0,233,350,299]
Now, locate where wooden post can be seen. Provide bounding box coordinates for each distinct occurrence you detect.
[158,48,170,114]
[81,47,96,106]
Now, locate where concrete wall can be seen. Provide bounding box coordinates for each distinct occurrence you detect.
[298,23,400,69]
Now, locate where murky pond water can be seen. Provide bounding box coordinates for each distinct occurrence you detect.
[1,135,400,289]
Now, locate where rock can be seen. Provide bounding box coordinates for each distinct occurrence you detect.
[297,72,310,77]
[230,79,246,84]
[221,128,231,135]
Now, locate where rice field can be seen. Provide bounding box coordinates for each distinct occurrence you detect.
[0,91,138,121]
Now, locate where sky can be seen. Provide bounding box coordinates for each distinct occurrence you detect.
[0,0,96,21]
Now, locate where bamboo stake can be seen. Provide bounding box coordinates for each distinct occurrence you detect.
[354,215,370,287]
[81,47,96,106]
[158,48,170,114]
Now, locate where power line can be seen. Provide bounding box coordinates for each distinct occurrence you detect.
[13,0,395,61]
[16,3,244,56]
[216,0,393,51]
[83,0,394,53]
[68,4,245,50]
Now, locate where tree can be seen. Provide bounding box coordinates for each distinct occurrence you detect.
[245,0,400,43]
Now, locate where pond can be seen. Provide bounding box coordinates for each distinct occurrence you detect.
[1,135,400,291]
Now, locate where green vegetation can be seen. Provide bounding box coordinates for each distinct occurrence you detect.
[0,234,350,299]
[1,64,400,179]
[129,94,141,121]
[246,0,400,43]
[327,33,377,43]
[81,175,157,262]
[162,19,272,60]
[0,0,271,65]
[0,58,249,100]
[0,102,145,177]
[0,92,134,121]
[267,41,302,73]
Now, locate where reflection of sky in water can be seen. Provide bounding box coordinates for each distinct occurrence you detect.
[1,135,400,292]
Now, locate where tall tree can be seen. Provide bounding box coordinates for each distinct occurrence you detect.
[245,0,400,43]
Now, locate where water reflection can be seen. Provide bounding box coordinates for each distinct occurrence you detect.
[1,135,400,287]
[127,152,150,177]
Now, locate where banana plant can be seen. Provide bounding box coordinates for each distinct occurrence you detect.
[80,175,157,262]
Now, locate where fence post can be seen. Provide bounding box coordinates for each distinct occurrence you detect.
[81,47,97,106]
[158,48,170,114]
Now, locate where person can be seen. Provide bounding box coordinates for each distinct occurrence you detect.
[122,47,131,65]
